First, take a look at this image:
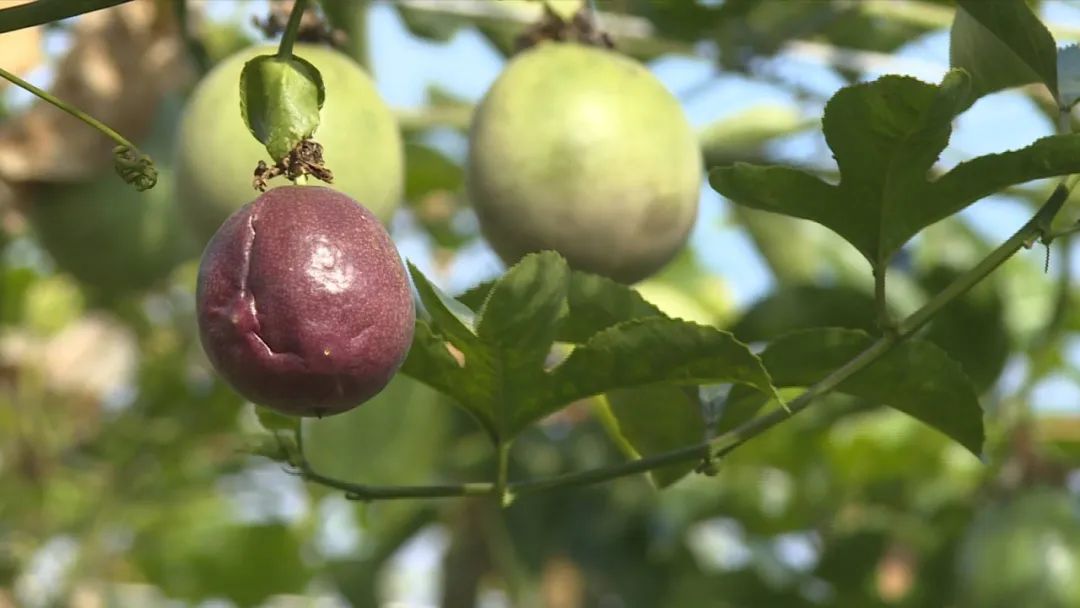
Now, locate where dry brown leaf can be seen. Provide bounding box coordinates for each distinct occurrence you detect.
[0,0,44,87]
[0,0,194,183]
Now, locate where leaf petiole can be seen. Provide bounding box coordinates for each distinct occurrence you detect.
[277,0,310,61]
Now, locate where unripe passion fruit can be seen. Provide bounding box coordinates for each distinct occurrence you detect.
[31,164,195,296]
[175,44,404,243]
[956,489,1080,608]
[467,42,701,284]
[29,98,196,296]
[196,186,414,417]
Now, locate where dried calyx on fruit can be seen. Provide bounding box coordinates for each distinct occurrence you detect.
[196,186,414,417]
[175,44,403,245]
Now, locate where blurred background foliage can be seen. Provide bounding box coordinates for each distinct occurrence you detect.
[2,0,1080,606]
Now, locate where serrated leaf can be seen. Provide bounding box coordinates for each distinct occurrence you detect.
[460,269,665,342]
[475,252,569,431]
[730,285,879,344]
[239,54,325,161]
[605,385,706,487]
[559,270,666,343]
[400,320,493,435]
[407,261,478,344]
[477,251,569,358]
[534,318,776,435]
[405,254,778,445]
[1058,44,1080,109]
[950,0,1057,103]
[711,70,1080,268]
[919,265,1010,393]
[730,328,985,456]
[457,280,495,311]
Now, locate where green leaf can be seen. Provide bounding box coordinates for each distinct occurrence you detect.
[457,279,495,311]
[711,71,1080,268]
[404,143,462,202]
[476,252,569,431]
[699,104,813,167]
[405,254,776,444]
[537,318,776,434]
[137,500,311,607]
[400,321,491,433]
[605,385,707,487]
[255,408,301,433]
[559,270,665,343]
[407,261,478,344]
[950,0,1057,103]
[733,328,985,456]
[477,251,569,364]
[462,265,665,344]
[239,54,325,161]
[919,265,1010,393]
[729,285,879,343]
[396,4,467,42]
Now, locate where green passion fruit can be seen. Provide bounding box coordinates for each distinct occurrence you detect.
[30,165,195,296]
[196,186,414,417]
[467,42,702,284]
[175,44,404,243]
[956,489,1080,608]
[28,99,197,296]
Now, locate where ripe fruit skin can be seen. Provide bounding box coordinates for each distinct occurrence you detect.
[196,186,414,417]
[956,489,1080,608]
[175,44,404,243]
[467,42,701,284]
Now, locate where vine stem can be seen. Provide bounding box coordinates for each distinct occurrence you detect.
[297,180,1076,502]
[277,0,310,60]
[293,179,1071,498]
[0,0,133,35]
[293,180,1071,505]
[0,65,140,152]
[510,181,1075,496]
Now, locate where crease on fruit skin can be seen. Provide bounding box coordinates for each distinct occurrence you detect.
[238,207,307,368]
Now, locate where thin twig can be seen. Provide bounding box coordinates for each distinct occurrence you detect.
[0,0,133,35]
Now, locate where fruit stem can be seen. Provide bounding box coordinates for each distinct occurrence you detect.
[301,465,495,500]
[277,0,310,61]
[0,0,133,35]
[495,439,513,506]
[0,66,140,153]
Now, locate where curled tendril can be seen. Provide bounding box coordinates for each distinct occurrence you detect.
[113,145,158,191]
